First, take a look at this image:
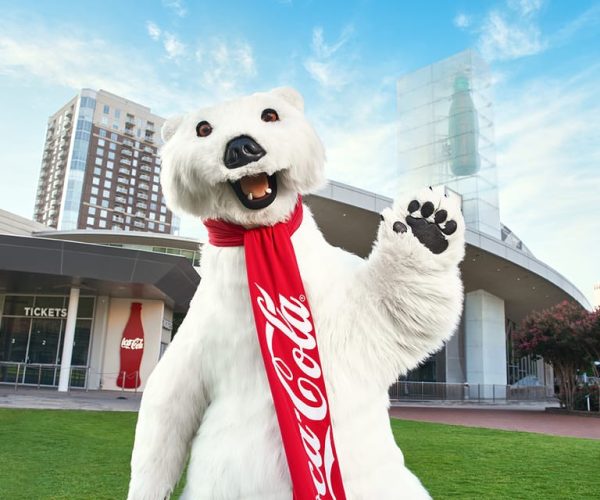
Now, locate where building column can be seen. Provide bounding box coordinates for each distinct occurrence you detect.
[464,289,506,397]
[58,286,80,392]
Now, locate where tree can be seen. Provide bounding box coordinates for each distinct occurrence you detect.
[512,301,592,410]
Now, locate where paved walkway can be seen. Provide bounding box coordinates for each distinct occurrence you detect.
[2,386,599,440]
[390,405,600,440]
[0,385,141,412]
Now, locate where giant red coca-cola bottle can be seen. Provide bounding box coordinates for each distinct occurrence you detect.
[117,302,145,389]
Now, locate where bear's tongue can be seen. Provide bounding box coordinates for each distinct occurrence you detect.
[239,173,271,201]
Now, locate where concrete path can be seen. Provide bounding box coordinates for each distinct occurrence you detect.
[2,386,599,441]
[389,405,600,440]
[0,385,141,412]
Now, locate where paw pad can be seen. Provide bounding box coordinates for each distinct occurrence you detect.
[403,199,458,254]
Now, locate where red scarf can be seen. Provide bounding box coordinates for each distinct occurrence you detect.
[204,197,346,500]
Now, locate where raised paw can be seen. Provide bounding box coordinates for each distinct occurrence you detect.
[403,199,457,254]
[383,186,465,263]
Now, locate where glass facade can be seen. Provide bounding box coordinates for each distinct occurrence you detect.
[397,49,501,238]
[59,90,97,230]
[0,295,95,387]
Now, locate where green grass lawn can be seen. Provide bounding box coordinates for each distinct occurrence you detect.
[0,408,598,499]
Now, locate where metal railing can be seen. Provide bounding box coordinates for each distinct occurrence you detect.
[389,380,553,403]
[0,361,141,396]
[0,361,89,391]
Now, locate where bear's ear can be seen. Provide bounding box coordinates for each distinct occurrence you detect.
[161,115,184,142]
[270,87,304,112]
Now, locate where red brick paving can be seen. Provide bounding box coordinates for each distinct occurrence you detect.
[389,406,600,440]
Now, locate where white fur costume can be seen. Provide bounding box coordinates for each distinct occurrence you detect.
[128,87,465,500]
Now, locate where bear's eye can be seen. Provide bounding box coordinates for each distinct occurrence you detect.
[261,109,279,123]
[196,121,213,137]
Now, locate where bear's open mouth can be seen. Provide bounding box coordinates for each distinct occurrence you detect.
[229,172,277,210]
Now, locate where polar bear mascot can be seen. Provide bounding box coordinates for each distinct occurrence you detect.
[127,87,465,500]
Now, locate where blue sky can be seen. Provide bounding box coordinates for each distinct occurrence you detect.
[0,0,599,304]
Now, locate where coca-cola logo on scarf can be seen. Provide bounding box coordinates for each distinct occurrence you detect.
[254,283,339,499]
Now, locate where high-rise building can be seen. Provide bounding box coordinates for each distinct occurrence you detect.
[34,89,179,234]
[397,49,500,239]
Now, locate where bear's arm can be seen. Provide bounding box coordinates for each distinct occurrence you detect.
[127,320,208,500]
[336,191,465,386]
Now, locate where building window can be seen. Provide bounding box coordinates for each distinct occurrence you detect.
[90,196,97,205]
[159,224,165,231]
[94,167,101,175]
[100,209,107,218]
[151,193,158,202]
[152,184,159,193]
[103,190,110,198]
[96,147,104,156]
[115,109,121,119]
[101,200,109,208]
[106,171,113,179]
[160,205,166,214]
[101,116,108,126]
[103,104,110,114]
[99,129,107,138]
[95,158,102,166]
[107,161,114,170]
[150,203,157,211]
[112,123,119,130]
[111,132,118,141]
[148,221,155,230]
[98,139,105,147]
[92,177,100,186]
[109,142,116,151]
[91,187,99,195]
[99,219,107,228]
[160,215,166,222]
[88,207,96,215]
[87,216,95,225]
[104,180,111,189]
[108,152,115,160]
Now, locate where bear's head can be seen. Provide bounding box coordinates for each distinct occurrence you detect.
[160,87,325,226]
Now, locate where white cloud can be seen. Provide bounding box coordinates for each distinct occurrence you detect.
[508,0,544,17]
[478,10,545,61]
[453,13,471,29]
[146,21,161,41]
[198,40,257,95]
[162,0,187,18]
[304,25,354,90]
[163,32,186,59]
[495,70,600,304]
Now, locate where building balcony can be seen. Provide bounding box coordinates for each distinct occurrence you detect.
[141,156,152,163]
[139,174,151,182]
[115,196,127,204]
[121,149,132,156]
[133,221,145,228]
[140,165,152,173]
[137,193,148,201]
[114,206,125,213]
[118,167,130,175]
[117,177,128,185]
[124,129,134,136]
[138,183,149,191]
[120,158,132,166]
[144,136,154,143]
[136,202,147,210]
[116,186,128,194]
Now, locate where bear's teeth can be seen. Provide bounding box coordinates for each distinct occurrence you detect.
[247,193,254,201]
[265,188,272,194]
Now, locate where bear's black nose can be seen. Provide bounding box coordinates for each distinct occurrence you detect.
[223,135,266,169]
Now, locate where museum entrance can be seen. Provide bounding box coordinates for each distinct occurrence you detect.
[0,294,95,388]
